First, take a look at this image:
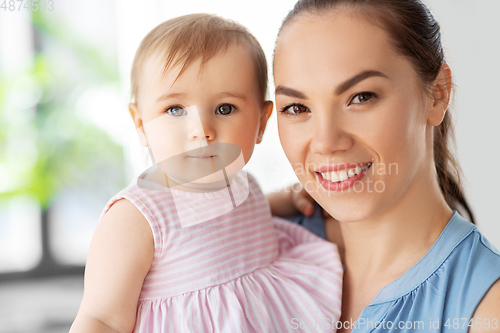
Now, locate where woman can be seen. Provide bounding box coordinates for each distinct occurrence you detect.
[270,0,500,331]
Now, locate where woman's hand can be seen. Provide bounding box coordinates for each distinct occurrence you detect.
[267,183,316,217]
[290,184,316,216]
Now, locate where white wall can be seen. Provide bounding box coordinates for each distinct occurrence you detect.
[426,0,500,247]
[115,0,500,248]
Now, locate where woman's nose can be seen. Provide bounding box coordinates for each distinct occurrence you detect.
[310,110,353,155]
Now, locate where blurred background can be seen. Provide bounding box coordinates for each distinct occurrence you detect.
[0,0,498,332]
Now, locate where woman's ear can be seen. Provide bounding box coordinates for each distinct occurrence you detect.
[129,103,148,147]
[428,64,452,126]
[257,101,274,144]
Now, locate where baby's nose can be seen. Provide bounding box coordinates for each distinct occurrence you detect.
[187,118,215,141]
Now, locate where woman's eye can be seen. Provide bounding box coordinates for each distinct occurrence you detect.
[216,104,235,115]
[165,106,186,117]
[350,92,376,105]
[281,104,310,115]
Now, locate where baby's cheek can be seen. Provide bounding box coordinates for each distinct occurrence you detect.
[234,136,255,162]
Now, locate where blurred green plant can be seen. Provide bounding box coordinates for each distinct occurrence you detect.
[0,10,127,211]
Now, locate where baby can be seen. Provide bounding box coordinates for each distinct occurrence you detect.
[70,14,342,333]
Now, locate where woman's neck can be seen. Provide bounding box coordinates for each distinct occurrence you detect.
[340,170,453,279]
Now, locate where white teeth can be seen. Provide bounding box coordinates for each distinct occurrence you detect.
[330,171,340,182]
[319,163,372,182]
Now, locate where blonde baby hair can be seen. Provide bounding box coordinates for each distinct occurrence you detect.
[130,13,268,105]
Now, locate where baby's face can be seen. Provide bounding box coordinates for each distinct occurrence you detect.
[131,45,271,187]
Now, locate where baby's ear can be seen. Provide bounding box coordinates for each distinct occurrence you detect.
[129,103,148,147]
[257,101,273,144]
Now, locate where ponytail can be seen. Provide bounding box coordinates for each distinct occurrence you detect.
[434,112,475,223]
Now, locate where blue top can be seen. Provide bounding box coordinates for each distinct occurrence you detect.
[289,210,500,332]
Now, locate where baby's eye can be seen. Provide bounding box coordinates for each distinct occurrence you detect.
[350,92,376,105]
[165,106,186,117]
[216,104,235,115]
[280,104,310,115]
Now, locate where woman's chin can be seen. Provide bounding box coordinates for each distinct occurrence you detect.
[327,208,367,223]
[320,198,383,223]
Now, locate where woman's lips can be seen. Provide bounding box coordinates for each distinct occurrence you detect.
[316,162,371,173]
[316,162,372,191]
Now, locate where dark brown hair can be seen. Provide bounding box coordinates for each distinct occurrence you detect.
[276,0,475,223]
[131,13,268,104]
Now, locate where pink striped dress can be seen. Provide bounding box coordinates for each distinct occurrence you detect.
[102,171,342,332]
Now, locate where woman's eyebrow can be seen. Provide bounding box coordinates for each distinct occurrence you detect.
[274,86,307,99]
[335,70,388,95]
[275,70,388,99]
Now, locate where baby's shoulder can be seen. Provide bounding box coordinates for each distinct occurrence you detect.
[94,198,154,262]
[100,183,171,231]
[102,180,176,219]
[99,198,151,234]
[100,183,170,261]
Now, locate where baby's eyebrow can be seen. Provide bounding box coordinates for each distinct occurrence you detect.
[155,92,248,103]
[156,92,187,102]
[217,92,248,101]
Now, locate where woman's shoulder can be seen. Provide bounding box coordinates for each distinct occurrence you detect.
[448,215,500,315]
[412,212,500,312]
[470,277,500,333]
[364,212,500,328]
[418,214,500,327]
[407,212,500,287]
[448,213,500,275]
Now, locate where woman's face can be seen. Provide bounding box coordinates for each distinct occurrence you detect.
[274,12,435,222]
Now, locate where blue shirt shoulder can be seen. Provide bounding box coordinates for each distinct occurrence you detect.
[288,211,500,332]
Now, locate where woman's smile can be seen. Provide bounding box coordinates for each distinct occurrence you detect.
[316,162,372,191]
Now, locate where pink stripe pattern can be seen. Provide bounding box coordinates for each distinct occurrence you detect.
[101,171,343,332]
